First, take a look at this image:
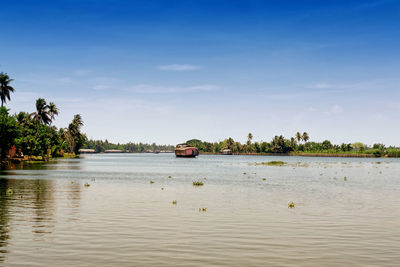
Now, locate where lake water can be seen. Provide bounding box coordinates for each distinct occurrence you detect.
[0,154,399,266]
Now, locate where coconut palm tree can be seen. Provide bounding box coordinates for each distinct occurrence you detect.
[0,72,15,107]
[48,102,59,123]
[247,133,253,145]
[31,98,52,125]
[295,132,302,143]
[71,114,83,132]
[302,132,309,143]
[65,114,84,154]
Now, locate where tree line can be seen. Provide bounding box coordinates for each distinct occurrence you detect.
[83,139,175,153]
[186,132,400,157]
[0,72,85,159]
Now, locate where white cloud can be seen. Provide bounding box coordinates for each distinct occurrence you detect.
[309,83,332,89]
[156,64,203,71]
[126,84,219,93]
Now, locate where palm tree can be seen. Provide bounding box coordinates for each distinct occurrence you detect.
[31,98,52,125]
[247,133,253,145]
[71,114,83,132]
[295,132,301,143]
[0,72,15,107]
[65,114,84,154]
[48,102,59,123]
[302,132,309,143]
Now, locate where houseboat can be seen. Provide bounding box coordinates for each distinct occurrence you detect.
[221,149,232,155]
[174,144,199,158]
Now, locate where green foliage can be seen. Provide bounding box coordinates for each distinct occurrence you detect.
[365,149,383,157]
[0,72,15,107]
[387,148,400,157]
[84,139,174,153]
[181,132,398,157]
[321,140,333,150]
[192,181,204,186]
[64,114,85,154]
[0,107,18,158]
[353,142,366,153]
[187,139,213,152]
[0,73,88,159]
[6,188,13,196]
[2,103,85,158]
[13,108,67,157]
[256,161,286,166]
[31,98,52,125]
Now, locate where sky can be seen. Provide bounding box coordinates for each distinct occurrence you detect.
[1,0,400,145]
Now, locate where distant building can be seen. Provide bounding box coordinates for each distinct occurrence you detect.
[79,149,96,153]
[104,149,124,153]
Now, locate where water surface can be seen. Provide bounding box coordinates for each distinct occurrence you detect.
[1,154,399,266]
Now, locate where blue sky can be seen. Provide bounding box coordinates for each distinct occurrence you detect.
[1,0,400,145]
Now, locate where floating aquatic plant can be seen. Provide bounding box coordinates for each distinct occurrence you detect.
[168,176,172,178]
[193,181,204,186]
[262,178,267,181]
[288,202,295,208]
[84,182,90,187]
[199,207,207,212]
[150,180,155,184]
[256,161,286,166]
[6,188,13,195]
[172,200,177,205]
[344,177,347,181]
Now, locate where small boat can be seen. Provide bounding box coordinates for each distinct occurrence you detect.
[174,144,199,158]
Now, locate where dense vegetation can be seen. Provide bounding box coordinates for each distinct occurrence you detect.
[0,72,85,160]
[83,139,174,153]
[186,132,400,157]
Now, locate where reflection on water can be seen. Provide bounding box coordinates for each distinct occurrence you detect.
[0,154,399,266]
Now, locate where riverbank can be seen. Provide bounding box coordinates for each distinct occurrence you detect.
[200,152,378,158]
[0,153,78,166]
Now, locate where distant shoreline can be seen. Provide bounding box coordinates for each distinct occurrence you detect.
[79,151,381,158]
[199,152,378,158]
